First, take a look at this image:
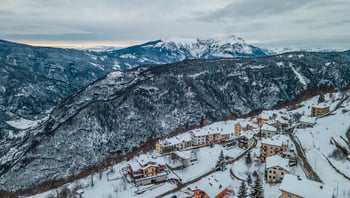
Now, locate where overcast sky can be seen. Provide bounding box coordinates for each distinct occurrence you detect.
[1,0,350,48]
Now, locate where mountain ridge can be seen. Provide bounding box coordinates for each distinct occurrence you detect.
[0,36,268,126]
[1,51,350,190]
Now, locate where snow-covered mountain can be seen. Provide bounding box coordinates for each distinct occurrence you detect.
[1,51,350,191]
[0,39,115,132]
[102,35,269,70]
[82,46,122,52]
[0,37,268,134]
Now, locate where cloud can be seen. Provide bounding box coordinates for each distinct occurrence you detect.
[203,0,310,20]
[0,0,349,48]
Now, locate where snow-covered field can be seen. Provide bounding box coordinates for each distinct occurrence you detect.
[294,94,350,198]
[28,91,350,198]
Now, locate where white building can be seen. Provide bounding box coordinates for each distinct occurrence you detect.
[155,133,192,153]
[265,155,290,183]
[279,174,334,198]
[299,116,316,128]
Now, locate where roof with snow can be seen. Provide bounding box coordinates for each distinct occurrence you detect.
[261,135,289,147]
[191,121,234,136]
[136,154,165,166]
[260,110,275,119]
[128,154,165,170]
[312,103,330,109]
[261,124,277,131]
[173,150,191,160]
[158,133,192,146]
[279,174,333,198]
[193,176,230,197]
[128,161,141,171]
[300,116,316,124]
[239,130,255,139]
[266,155,290,172]
[236,120,252,127]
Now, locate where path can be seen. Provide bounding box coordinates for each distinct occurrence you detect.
[287,131,322,182]
[156,138,257,198]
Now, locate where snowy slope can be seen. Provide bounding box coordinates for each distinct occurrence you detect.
[0,37,268,135]
[1,51,350,191]
[27,91,350,198]
[102,35,269,70]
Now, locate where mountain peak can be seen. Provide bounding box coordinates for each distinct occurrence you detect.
[160,34,245,46]
[154,35,262,58]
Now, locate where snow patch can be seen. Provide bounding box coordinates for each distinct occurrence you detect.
[120,54,136,59]
[89,62,104,70]
[289,63,308,87]
[6,117,45,130]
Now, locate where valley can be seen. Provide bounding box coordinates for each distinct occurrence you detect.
[26,91,350,198]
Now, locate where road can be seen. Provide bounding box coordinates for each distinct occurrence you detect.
[287,131,322,182]
[290,95,349,182]
[156,138,257,198]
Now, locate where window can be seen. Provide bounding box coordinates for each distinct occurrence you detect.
[281,172,284,175]
[269,170,272,173]
[287,193,292,198]
[273,171,276,174]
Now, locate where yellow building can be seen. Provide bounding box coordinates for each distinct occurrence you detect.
[311,105,330,117]
[234,122,253,136]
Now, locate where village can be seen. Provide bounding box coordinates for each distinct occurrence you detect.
[118,92,347,198]
[30,92,350,198]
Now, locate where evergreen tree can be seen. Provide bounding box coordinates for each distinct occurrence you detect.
[216,150,226,171]
[247,173,252,186]
[318,94,325,103]
[219,150,224,161]
[251,174,264,198]
[238,181,247,198]
[245,151,252,165]
[200,115,205,127]
[252,170,258,178]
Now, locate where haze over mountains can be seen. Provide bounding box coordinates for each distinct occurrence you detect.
[1,46,350,190]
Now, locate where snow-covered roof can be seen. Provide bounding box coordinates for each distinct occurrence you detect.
[279,174,333,198]
[261,136,289,147]
[300,116,316,124]
[239,130,254,139]
[159,133,192,146]
[128,161,141,171]
[194,176,229,197]
[191,120,237,136]
[131,154,165,168]
[261,124,277,132]
[191,129,217,136]
[276,116,289,123]
[76,189,84,194]
[260,110,274,119]
[173,151,191,160]
[236,120,251,127]
[265,155,290,172]
[312,103,330,109]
